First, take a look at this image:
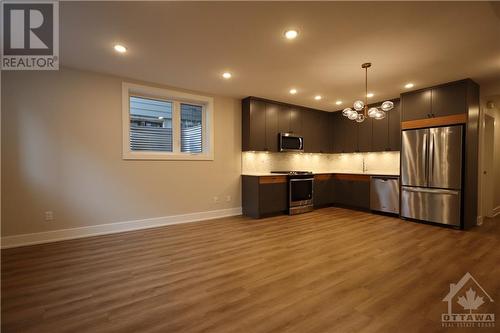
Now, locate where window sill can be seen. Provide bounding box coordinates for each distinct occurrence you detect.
[123,151,214,161]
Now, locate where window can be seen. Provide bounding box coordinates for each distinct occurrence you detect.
[180,103,203,153]
[122,83,214,160]
[130,96,173,152]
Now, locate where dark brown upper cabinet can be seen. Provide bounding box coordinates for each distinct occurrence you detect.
[344,118,359,153]
[241,98,281,152]
[431,80,468,117]
[278,105,303,135]
[242,98,267,151]
[401,89,432,121]
[277,104,291,134]
[302,110,320,153]
[318,111,331,153]
[372,99,400,151]
[242,96,401,154]
[265,102,279,152]
[357,116,373,152]
[331,112,344,153]
[388,101,401,151]
[372,114,388,151]
[289,107,302,134]
[330,111,360,153]
[401,79,472,121]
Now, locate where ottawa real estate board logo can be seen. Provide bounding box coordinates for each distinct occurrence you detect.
[1,1,59,70]
[442,272,495,328]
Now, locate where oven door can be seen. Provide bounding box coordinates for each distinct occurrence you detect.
[289,178,313,207]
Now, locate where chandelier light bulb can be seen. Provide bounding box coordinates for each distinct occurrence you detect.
[353,100,364,111]
[348,111,359,120]
[381,100,394,112]
[375,111,386,119]
[355,113,366,123]
[368,107,379,118]
[342,108,353,117]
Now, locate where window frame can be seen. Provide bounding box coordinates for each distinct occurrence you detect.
[122,82,214,160]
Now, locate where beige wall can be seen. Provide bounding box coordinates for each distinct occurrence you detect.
[492,105,500,212]
[1,68,242,237]
[479,94,500,216]
[478,86,500,218]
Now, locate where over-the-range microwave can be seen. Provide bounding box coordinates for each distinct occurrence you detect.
[279,133,304,152]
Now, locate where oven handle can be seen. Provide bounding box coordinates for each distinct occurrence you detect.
[289,178,314,182]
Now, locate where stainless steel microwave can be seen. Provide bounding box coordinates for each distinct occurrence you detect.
[279,133,304,152]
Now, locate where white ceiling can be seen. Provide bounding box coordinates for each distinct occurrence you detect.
[60,1,500,111]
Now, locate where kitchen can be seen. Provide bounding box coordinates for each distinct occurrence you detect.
[241,78,478,229]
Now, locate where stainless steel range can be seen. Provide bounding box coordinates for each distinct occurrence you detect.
[271,171,314,215]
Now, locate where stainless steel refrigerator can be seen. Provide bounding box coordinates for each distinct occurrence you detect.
[400,125,463,226]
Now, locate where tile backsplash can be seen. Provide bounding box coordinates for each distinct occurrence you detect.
[242,151,400,175]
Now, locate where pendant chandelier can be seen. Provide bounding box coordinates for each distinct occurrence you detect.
[342,63,393,122]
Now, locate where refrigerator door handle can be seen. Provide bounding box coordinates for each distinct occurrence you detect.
[402,187,460,195]
[424,131,429,186]
[429,132,434,185]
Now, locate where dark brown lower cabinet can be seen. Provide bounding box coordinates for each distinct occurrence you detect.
[242,175,288,218]
[243,174,373,219]
[313,175,333,208]
[332,175,370,210]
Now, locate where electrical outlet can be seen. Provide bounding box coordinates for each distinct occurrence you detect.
[225,195,231,202]
[213,196,219,203]
[44,211,54,222]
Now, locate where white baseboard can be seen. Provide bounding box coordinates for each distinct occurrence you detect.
[477,216,484,226]
[492,206,500,217]
[1,207,242,249]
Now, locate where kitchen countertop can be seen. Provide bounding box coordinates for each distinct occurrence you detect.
[242,172,399,177]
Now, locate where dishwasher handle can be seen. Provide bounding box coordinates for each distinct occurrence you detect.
[371,176,399,181]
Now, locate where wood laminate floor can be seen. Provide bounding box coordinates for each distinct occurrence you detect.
[2,207,500,333]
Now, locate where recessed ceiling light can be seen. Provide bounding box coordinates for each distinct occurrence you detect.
[114,44,127,53]
[367,92,374,98]
[222,72,232,79]
[335,100,342,105]
[284,30,298,40]
[405,83,415,89]
[314,95,322,100]
[289,88,297,95]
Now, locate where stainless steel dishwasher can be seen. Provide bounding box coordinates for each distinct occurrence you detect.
[370,176,400,214]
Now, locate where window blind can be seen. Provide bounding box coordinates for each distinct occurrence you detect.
[129,96,173,152]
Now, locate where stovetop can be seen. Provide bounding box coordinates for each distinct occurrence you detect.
[270,171,313,176]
